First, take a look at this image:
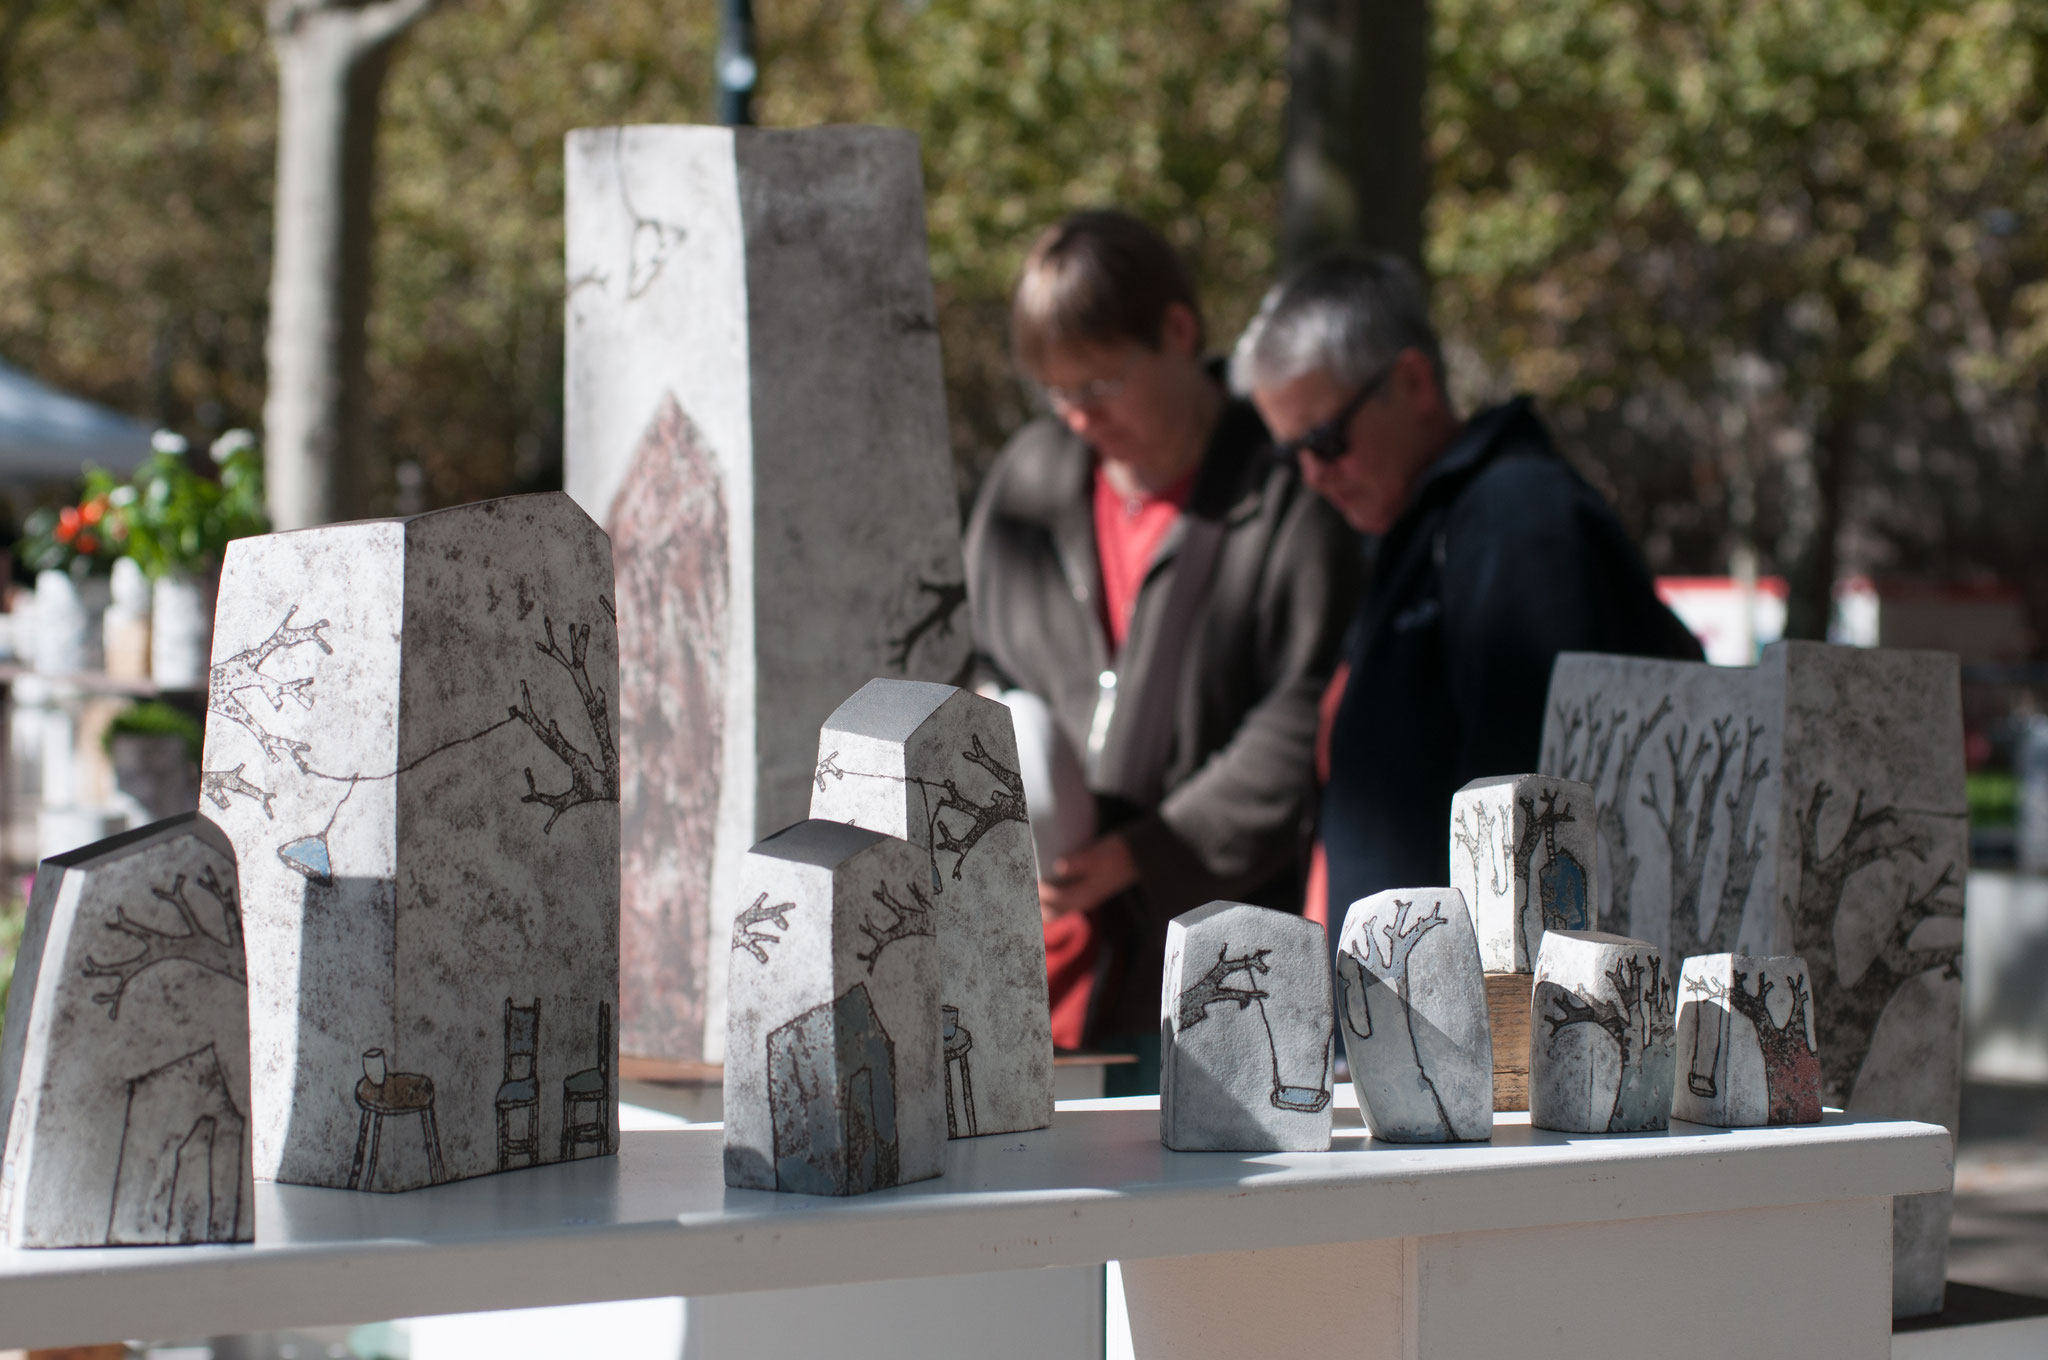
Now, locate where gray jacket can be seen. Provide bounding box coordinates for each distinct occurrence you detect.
[964,396,1362,1038]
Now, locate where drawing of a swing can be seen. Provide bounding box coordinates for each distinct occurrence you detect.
[1685,977,1724,1099]
[1177,943,1331,1114]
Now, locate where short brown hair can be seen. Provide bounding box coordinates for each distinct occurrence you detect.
[1011,210,1204,372]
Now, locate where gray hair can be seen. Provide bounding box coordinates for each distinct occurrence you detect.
[1229,253,1444,397]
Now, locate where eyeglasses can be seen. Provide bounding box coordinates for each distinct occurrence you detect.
[1040,375,1127,413]
[1270,363,1396,464]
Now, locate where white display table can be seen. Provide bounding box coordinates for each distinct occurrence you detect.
[0,1096,1949,1357]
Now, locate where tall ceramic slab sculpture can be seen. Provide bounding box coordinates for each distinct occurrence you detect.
[1449,775,1598,973]
[1675,953,1822,1128]
[565,125,971,1066]
[202,492,620,1192]
[1160,903,1333,1152]
[1336,888,1493,1142]
[1529,930,1675,1134]
[1541,641,1966,1312]
[0,816,249,1246]
[810,679,1053,1137]
[723,819,945,1195]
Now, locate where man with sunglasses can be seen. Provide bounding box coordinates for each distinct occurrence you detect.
[964,211,1360,1075]
[1234,253,1701,930]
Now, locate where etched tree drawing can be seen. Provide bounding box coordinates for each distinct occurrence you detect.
[1713,720,1772,953]
[1790,781,1963,1107]
[1553,693,1671,935]
[814,732,1028,887]
[201,764,276,819]
[730,894,796,965]
[208,606,333,769]
[1354,897,1453,1137]
[1176,945,1272,1029]
[1724,968,1822,1123]
[885,578,968,672]
[1644,717,1737,953]
[1544,953,1675,1131]
[509,613,620,833]
[83,867,246,1020]
[1517,790,1588,932]
[856,880,937,973]
[1453,803,1509,899]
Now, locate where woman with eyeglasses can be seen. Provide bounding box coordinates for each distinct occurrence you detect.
[962,210,1360,1085]
[1233,253,1701,937]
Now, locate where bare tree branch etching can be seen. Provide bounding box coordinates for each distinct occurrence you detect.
[1369,898,1454,1136]
[1789,780,1960,1107]
[885,578,968,672]
[1595,697,1670,933]
[1645,717,1737,952]
[1723,967,1822,1123]
[201,763,276,819]
[1711,719,1771,953]
[1544,952,1674,1131]
[1453,803,1509,899]
[928,736,1028,878]
[508,613,620,833]
[730,893,796,964]
[82,867,246,1020]
[1177,944,1272,1030]
[856,880,937,973]
[208,606,333,769]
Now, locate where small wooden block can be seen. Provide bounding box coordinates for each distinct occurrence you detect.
[1485,972,1532,1112]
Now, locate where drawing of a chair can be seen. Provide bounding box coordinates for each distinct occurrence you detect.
[560,1001,611,1160]
[348,1048,446,1191]
[496,998,541,1170]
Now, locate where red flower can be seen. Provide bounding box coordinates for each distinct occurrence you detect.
[75,532,99,555]
[80,498,106,526]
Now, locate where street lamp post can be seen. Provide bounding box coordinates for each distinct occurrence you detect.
[716,0,757,126]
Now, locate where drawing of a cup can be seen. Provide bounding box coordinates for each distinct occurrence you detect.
[363,1048,388,1087]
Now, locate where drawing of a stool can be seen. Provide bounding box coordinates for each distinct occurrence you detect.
[348,1048,446,1190]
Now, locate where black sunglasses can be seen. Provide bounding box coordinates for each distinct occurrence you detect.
[1270,363,1396,464]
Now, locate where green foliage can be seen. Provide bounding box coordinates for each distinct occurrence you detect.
[85,430,268,579]
[17,489,121,576]
[104,699,207,767]
[1429,0,2048,593]
[1968,769,2018,827]
[0,887,23,1040]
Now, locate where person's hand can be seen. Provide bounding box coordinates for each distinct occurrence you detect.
[1039,833,1138,926]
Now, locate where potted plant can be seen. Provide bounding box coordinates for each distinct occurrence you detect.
[88,428,269,687]
[18,486,122,676]
[103,698,203,824]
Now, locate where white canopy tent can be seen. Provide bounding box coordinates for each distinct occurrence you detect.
[0,357,153,486]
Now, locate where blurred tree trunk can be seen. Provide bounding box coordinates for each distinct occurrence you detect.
[1783,384,1861,641]
[1281,0,1430,272]
[264,0,437,530]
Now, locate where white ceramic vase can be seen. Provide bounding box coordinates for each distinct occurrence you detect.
[150,569,218,689]
[34,568,109,676]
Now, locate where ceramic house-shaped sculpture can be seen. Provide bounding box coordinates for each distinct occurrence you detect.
[203,492,620,1192]
[565,125,971,1070]
[810,678,1053,1138]
[724,819,945,1195]
[1450,774,1599,973]
[1336,888,1493,1143]
[1161,902,1333,1153]
[0,815,250,1246]
[1529,929,1676,1135]
[1674,953,1823,1127]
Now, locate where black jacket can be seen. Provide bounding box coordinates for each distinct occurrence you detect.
[1321,397,1701,921]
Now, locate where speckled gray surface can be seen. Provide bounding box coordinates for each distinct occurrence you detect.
[1541,642,1966,1312]
[203,493,620,1193]
[810,679,1052,1138]
[564,125,971,1068]
[0,815,249,1246]
[723,819,944,1195]
[1336,888,1493,1143]
[1529,929,1675,1134]
[1673,952,1822,1128]
[1450,774,1599,973]
[1160,902,1333,1152]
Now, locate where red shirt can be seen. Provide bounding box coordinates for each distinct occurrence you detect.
[1044,462,1196,1049]
[1091,465,1195,648]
